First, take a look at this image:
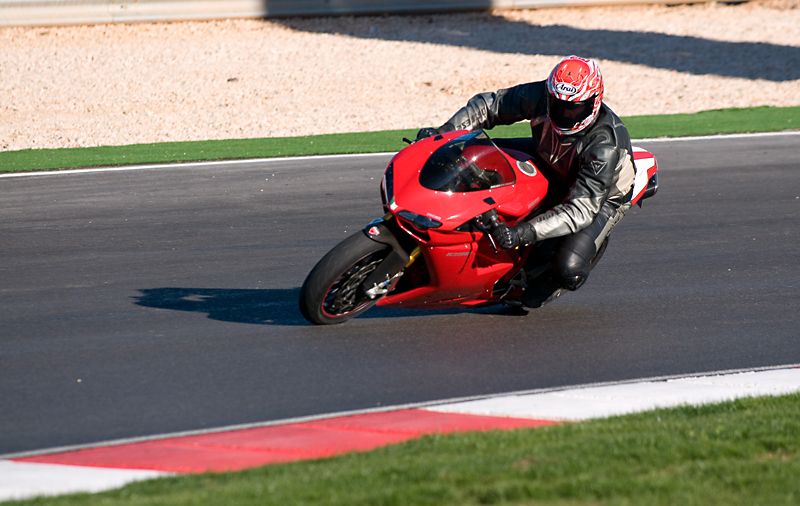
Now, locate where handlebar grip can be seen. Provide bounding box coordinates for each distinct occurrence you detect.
[479,209,501,253]
[483,209,500,227]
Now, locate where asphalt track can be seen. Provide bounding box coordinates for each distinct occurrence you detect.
[1,133,798,456]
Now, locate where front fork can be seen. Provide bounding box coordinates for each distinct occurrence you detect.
[361,214,420,299]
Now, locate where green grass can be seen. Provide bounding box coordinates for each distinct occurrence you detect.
[8,393,800,505]
[1,106,797,173]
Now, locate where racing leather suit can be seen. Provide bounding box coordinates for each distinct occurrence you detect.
[436,80,636,296]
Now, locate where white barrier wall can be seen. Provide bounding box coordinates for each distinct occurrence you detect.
[0,0,705,26]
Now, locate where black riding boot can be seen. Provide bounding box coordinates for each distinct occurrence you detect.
[522,270,563,308]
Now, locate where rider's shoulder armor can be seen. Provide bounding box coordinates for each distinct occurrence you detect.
[580,105,633,157]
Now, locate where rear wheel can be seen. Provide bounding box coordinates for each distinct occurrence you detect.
[299,232,391,325]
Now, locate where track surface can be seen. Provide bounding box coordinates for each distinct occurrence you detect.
[1,134,798,455]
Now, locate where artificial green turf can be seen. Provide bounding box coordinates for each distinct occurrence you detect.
[8,393,800,505]
[1,106,797,173]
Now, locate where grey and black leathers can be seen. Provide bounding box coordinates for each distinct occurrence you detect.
[437,80,635,242]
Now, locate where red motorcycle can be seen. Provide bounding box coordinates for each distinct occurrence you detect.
[300,130,658,325]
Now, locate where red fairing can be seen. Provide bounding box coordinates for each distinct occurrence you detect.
[377,130,549,308]
[389,131,548,231]
[301,127,659,323]
[630,148,659,206]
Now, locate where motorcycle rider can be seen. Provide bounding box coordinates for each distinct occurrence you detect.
[417,55,636,307]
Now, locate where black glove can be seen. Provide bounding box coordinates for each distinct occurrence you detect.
[415,127,439,141]
[491,222,537,250]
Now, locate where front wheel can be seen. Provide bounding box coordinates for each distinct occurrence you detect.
[299,232,391,325]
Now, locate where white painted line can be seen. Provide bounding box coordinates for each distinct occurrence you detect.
[1,130,797,179]
[636,130,800,143]
[0,152,396,179]
[0,461,166,501]
[427,367,800,421]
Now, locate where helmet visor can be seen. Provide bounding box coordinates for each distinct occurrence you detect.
[548,94,596,131]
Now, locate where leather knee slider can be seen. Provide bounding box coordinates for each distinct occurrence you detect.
[554,236,594,291]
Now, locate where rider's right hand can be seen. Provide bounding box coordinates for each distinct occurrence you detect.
[415,127,439,141]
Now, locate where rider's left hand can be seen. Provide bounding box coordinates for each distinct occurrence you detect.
[415,127,439,141]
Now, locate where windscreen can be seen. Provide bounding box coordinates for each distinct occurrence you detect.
[418,131,516,193]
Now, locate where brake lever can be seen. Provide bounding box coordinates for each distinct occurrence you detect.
[485,230,499,253]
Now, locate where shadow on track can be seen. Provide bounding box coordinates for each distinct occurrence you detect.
[134,287,526,326]
[276,12,800,82]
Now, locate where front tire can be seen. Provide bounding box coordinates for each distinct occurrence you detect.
[299,232,391,325]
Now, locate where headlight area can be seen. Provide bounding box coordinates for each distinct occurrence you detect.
[397,210,442,230]
[381,162,394,209]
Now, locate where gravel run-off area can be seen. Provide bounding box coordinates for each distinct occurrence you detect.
[1,0,799,151]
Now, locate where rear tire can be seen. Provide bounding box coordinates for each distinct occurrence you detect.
[299,232,391,325]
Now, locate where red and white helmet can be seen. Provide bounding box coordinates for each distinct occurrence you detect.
[546,55,604,135]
